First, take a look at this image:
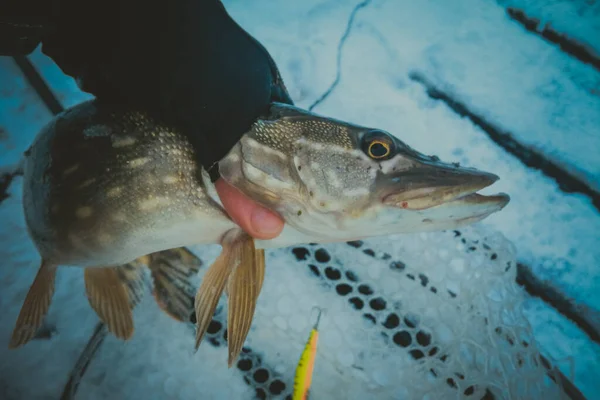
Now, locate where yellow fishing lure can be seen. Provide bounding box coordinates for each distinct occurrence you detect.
[293,308,323,400]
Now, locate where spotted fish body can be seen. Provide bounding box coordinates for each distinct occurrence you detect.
[23,102,236,268]
[11,99,509,361]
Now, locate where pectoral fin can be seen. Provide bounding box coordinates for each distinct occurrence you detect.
[194,231,241,350]
[148,248,202,322]
[194,230,267,366]
[227,246,266,367]
[9,261,57,349]
[255,249,266,294]
[84,267,134,340]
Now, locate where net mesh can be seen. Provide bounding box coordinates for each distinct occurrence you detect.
[218,227,566,400]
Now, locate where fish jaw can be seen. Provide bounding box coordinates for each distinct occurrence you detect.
[379,162,502,209]
[376,161,510,228]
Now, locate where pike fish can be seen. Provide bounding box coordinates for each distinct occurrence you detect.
[9,100,509,366]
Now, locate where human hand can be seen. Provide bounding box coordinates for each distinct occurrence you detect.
[214,178,284,240]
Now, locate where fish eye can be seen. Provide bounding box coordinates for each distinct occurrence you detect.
[361,130,396,160]
[368,140,390,159]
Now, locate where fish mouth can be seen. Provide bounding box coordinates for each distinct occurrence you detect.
[380,163,510,218]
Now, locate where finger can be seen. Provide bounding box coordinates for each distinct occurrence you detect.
[215,178,284,240]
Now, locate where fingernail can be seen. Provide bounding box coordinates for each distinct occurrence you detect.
[251,208,283,236]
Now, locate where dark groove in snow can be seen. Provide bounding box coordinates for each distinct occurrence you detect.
[506,8,600,73]
[13,55,65,115]
[61,322,108,400]
[308,0,373,111]
[410,71,600,212]
[517,263,600,345]
[540,356,588,400]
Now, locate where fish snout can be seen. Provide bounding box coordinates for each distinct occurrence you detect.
[380,162,508,211]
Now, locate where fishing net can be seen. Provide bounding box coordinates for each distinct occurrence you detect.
[65,224,566,400]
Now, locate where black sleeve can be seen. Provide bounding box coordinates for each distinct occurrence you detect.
[0,0,58,55]
[1,0,293,176]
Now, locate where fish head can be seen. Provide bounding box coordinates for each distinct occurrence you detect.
[218,103,510,245]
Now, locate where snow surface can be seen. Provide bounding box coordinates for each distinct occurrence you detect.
[1,0,599,398]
